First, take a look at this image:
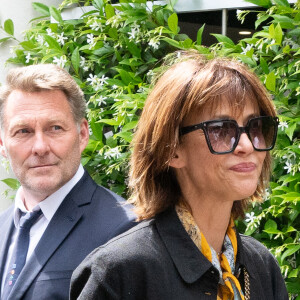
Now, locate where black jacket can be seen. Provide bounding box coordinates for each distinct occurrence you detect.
[71,208,288,300]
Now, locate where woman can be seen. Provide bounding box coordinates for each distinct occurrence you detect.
[70,51,288,299]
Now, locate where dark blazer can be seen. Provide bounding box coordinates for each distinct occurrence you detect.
[71,207,288,300]
[0,171,136,300]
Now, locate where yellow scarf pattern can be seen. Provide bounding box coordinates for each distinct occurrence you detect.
[176,204,245,300]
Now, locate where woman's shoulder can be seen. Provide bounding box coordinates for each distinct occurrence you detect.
[238,233,280,269]
[82,218,164,266]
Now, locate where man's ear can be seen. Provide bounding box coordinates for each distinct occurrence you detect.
[79,119,90,153]
[169,147,186,169]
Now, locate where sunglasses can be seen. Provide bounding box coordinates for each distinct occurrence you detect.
[180,116,279,154]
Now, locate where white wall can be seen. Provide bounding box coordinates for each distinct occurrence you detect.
[0,0,61,211]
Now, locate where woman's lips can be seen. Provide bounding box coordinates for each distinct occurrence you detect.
[229,162,256,172]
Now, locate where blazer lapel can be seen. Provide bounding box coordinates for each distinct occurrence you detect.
[0,207,14,295]
[7,172,96,300]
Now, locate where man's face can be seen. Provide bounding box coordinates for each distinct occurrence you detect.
[0,89,89,203]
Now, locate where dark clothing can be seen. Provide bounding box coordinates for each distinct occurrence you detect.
[71,208,288,300]
[0,171,136,300]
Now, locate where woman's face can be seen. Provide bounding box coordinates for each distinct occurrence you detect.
[170,99,266,203]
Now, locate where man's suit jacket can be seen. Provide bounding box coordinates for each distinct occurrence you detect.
[0,171,136,300]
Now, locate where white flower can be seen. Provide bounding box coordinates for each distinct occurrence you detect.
[236,9,243,16]
[87,74,99,85]
[149,38,160,50]
[80,56,86,67]
[87,34,96,49]
[278,121,288,130]
[283,161,293,173]
[128,28,137,40]
[112,85,118,90]
[46,28,55,37]
[245,212,256,223]
[96,96,107,106]
[53,56,67,68]
[25,53,31,63]
[104,147,121,159]
[87,74,107,91]
[90,20,102,31]
[241,44,252,55]
[99,75,109,86]
[36,35,44,45]
[56,32,68,46]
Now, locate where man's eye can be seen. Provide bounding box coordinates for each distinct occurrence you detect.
[52,125,62,131]
[16,129,29,134]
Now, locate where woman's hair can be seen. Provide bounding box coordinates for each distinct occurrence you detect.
[129,50,276,221]
[0,64,86,127]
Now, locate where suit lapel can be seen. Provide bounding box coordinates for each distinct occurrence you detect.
[8,172,96,300]
[0,206,14,295]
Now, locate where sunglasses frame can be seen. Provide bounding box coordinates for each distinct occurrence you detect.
[180,116,279,155]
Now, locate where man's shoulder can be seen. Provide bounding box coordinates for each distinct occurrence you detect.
[0,204,14,220]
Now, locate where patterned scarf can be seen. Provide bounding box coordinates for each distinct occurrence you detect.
[176,204,245,300]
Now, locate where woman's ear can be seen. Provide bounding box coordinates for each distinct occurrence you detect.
[169,147,186,169]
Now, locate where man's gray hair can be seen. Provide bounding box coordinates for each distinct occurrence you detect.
[0,64,86,127]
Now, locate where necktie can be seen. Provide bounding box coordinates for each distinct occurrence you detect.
[2,209,42,299]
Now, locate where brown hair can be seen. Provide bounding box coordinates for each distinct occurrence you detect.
[129,50,276,220]
[0,64,86,127]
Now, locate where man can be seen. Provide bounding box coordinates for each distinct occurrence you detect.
[0,64,136,300]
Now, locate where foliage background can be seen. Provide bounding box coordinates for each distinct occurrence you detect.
[0,0,299,298]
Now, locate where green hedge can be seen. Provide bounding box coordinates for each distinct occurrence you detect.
[0,0,299,298]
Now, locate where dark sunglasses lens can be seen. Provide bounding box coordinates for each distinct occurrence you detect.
[206,121,237,153]
[249,117,276,150]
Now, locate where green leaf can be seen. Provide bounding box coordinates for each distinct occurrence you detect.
[196,24,205,45]
[20,41,36,51]
[265,71,276,92]
[114,131,132,143]
[281,245,300,261]
[273,0,290,6]
[272,15,295,29]
[168,13,178,34]
[92,0,104,11]
[162,37,181,48]
[122,120,138,131]
[255,15,269,29]
[71,47,80,74]
[125,39,141,58]
[32,2,50,16]
[108,28,118,39]
[1,178,20,190]
[259,56,269,74]
[244,0,272,8]
[44,35,62,51]
[4,19,14,35]
[105,4,115,19]
[285,122,297,141]
[50,6,63,23]
[98,119,120,126]
[264,219,277,230]
[0,37,12,43]
[274,23,283,45]
[211,34,235,46]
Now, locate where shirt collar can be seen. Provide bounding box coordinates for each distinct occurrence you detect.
[13,164,84,228]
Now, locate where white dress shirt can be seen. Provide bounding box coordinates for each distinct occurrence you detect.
[1,165,84,294]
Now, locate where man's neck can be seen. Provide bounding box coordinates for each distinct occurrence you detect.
[21,188,50,211]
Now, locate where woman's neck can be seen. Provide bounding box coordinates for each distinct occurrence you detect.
[182,195,233,254]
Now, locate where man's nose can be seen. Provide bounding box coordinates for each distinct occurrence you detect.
[32,132,50,156]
